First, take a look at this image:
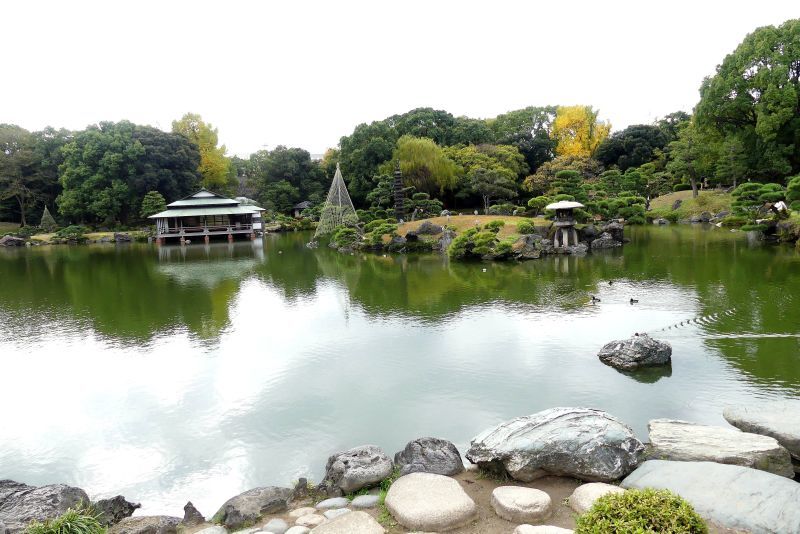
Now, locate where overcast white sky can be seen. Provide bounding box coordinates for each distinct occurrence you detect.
[3,1,797,156]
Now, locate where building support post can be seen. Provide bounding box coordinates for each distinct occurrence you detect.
[227,233,234,243]
[180,237,186,246]
[156,237,163,246]
[204,235,210,244]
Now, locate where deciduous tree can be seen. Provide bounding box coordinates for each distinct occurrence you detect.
[551,105,611,157]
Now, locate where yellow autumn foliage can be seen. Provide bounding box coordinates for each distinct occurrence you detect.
[172,113,231,190]
[551,105,611,158]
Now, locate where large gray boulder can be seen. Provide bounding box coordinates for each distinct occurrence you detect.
[647,419,794,477]
[394,437,464,476]
[466,407,644,482]
[416,221,443,235]
[108,516,181,534]
[590,232,621,250]
[597,334,672,371]
[320,445,393,496]
[212,486,292,529]
[0,480,89,533]
[0,235,25,247]
[93,496,141,526]
[622,460,800,534]
[723,402,800,464]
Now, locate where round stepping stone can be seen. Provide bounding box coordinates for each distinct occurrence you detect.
[196,528,227,534]
[285,527,310,534]
[491,486,551,523]
[384,472,477,531]
[568,482,625,514]
[350,494,380,509]
[294,514,325,528]
[315,497,349,510]
[515,526,574,534]
[262,518,288,534]
[288,507,317,518]
[307,511,384,533]
[322,508,351,520]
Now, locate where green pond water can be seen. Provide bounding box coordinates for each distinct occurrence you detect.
[0,225,798,515]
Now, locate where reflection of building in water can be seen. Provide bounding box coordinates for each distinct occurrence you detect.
[546,200,584,248]
[149,190,265,245]
[156,240,265,287]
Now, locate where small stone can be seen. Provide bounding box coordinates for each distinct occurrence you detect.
[319,445,394,496]
[322,509,350,520]
[514,526,574,534]
[307,511,384,534]
[212,487,292,530]
[394,437,464,477]
[384,472,477,531]
[350,495,380,509]
[232,529,258,534]
[109,516,182,534]
[490,486,551,523]
[195,527,227,534]
[288,507,317,518]
[315,497,349,510]
[93,495,141,526]
[568,483,625,514]
[285,528,310,534]
[263,518,288,534]
[294,514,325,528]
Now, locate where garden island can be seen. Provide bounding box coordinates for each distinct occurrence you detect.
[1,13,800,534]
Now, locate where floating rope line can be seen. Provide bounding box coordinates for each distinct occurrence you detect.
[650,308,737,333]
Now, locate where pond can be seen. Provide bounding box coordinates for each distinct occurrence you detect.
[1,225,798,516]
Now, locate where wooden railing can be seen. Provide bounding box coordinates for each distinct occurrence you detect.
[158,224,254,235]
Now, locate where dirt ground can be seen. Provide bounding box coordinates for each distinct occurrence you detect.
[232,468,742,534]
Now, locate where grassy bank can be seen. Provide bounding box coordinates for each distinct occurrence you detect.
[649,191,733,221]
[0,222,20,234]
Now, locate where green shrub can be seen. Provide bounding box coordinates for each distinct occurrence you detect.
[331,227,360,249]
[646,208,679,223]
[487,203,519,215]
[673,183,692,192]
[15,225,39,238]
[26,505,106,534]
[54,225,89,243]
[364,219,389,233]
[741,223,768,232]
[527,196,551,215]
[720,215,748,227]
[575,488,707,534]
[517,219,536,234]
[483,220,505,233]
[39,206,58,232]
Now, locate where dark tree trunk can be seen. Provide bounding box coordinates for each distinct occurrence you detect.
[690,176,698,198]
[16,196,26,227]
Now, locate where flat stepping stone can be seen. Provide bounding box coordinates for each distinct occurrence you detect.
[262,518,288,534]
[322,508,350,520]
[288,507,317,518]
[723,402,800,463]
[567,482,625,514]
[622,460,800,533]
[350,495,380,509]
[514,526,573,534]
[490,486,551,523]
[384,472,477,531]
[648,419,794,477]
[315,497,349,510]
[285,528,310,534]
[294,514,325,528]
[195,527,228,534]
[308,511,384,533]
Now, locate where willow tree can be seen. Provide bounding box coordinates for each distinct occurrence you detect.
[550,105,611,158]
[386,135,458,195]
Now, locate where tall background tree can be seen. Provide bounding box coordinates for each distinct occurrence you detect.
[550,105,611,158]
[172,113,233,192]
[695,19,800,181]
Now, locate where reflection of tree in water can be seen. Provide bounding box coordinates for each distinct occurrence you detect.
[0,243,266,342]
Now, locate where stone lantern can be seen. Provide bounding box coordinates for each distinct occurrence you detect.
[546,200,584,247]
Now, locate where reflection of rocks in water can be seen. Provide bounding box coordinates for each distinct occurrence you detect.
[616,364,673,384]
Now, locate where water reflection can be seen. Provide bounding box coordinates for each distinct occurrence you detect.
[0,226,798,517]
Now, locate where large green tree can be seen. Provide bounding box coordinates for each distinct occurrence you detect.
[386,135,458,195]
[665,122,719,197]
[695,19,800,180]
[0,124,39,226]
[57,121,201,224]
[595,125,668,171]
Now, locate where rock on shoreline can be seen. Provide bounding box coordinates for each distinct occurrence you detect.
[466,407,644,482]
[0,481,89,533]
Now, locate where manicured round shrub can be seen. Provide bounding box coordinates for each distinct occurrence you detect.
[483,220,505,233]
[575,488,707,534]
[673,183,692,192]
[517,219,536,234]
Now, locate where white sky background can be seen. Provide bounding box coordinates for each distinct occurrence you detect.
[2,0,798,156]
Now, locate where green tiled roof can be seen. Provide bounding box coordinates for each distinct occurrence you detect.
[148,206,264,218]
